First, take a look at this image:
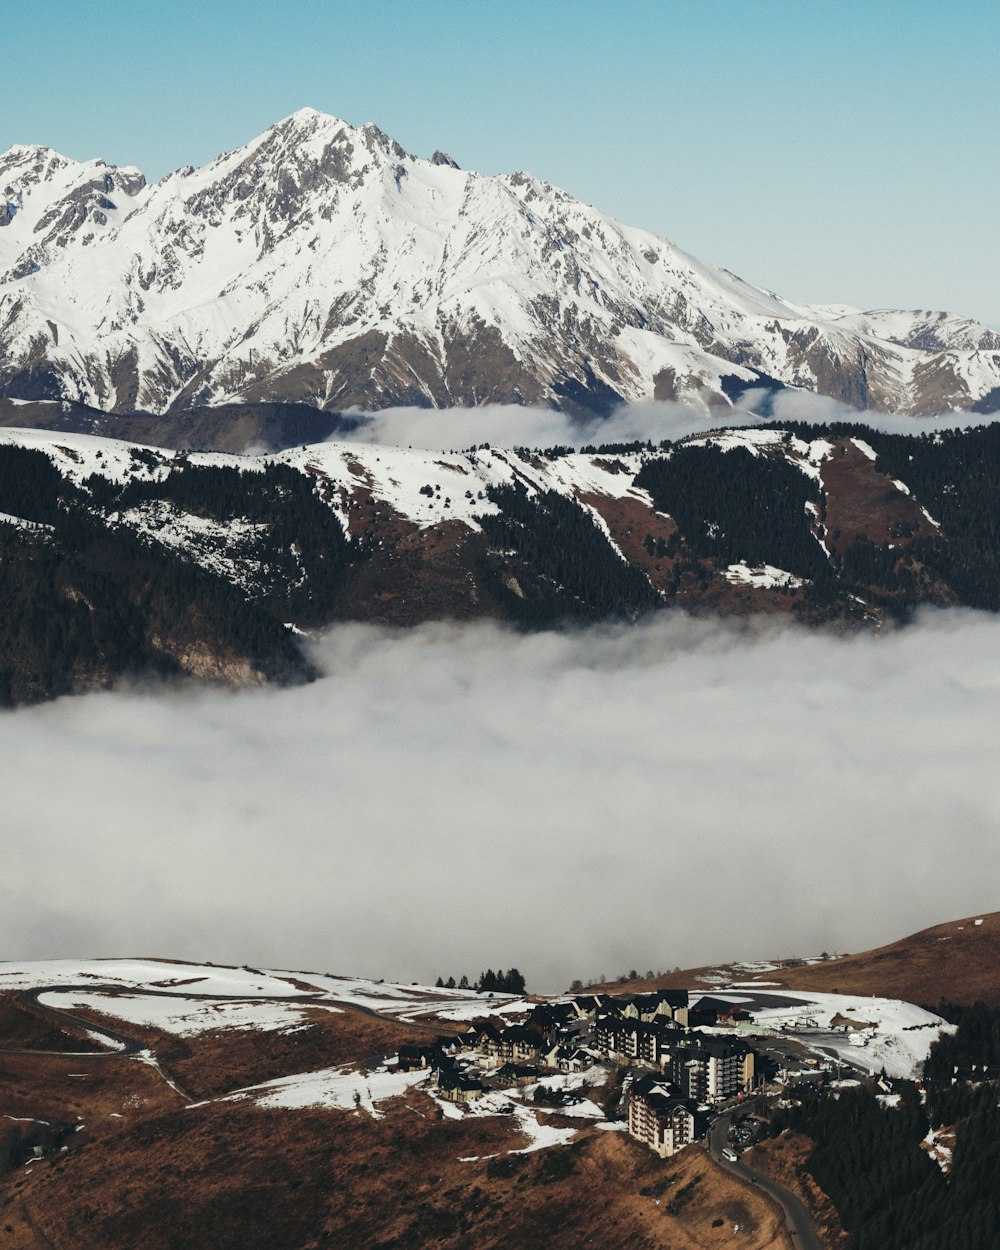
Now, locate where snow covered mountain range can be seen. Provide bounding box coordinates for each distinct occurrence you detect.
[2,107,999,421]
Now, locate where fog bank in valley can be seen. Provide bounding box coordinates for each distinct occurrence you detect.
[3,609,998,992]
[335,392,989,453]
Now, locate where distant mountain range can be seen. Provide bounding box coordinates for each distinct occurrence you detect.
[4,419,1000,705]
[2,108,1000,425]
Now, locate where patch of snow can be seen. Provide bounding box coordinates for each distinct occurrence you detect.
[0,511,53,532]
[0,958,312,997]
[851,438,878,461]
[728,989,954,1079]
[36,990,331,1037]
[725,562,803,590]
[223,1064,428,1116]
[263,967,518,1021]
[449,1089,580,1156]
[923,1125,954,1174]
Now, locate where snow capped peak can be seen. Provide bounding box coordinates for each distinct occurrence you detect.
[2,110,999,419]
[283,105,331,123]
[0,144,76,185]
[269,106,355,140]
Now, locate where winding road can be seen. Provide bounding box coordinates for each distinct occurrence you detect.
[708,1112,825,1250]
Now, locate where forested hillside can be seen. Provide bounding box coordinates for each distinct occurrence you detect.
[4,420,1000,705]
[769,1003,1000,1250]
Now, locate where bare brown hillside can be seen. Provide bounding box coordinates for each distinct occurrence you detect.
[588,911,1000,1006]
[1,988,791,1250]
[2,1099,791,1250]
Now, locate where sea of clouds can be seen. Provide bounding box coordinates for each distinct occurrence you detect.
[4,608,999,993]
[331,390,986,452]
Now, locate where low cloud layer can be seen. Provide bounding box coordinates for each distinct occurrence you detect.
[336,394,995,453]
[3,609,999,993]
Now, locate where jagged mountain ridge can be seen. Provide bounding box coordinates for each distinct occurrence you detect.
[2,107,999,420]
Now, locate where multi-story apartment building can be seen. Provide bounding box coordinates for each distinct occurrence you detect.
[627,1075,699,1157]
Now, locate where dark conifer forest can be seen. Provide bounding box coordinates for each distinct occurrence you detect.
[5,421,1000,705]
[769,1003,1000,1250]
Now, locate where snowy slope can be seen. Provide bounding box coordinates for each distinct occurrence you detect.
[0,956,525,1024]
[707,990,953,1079]
[2,109,999,418]
[35,990,329,1037]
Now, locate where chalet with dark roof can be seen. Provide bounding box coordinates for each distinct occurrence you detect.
[397,1043,441,1071]
[471,1022,504,1062]
[498,1026,545,1065]
[627,1075,700,1157]
[493,1062,539,1088]
[545,1044,595,1073]
[526,1002,576,1040]
[570,994,611,1018]
[691,995,753,1024]
[436,1067,485,1104]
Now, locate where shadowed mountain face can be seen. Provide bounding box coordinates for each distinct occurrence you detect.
[3,419,1000,705]
[2,109,1000,422]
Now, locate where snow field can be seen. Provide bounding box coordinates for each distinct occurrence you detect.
[709,989,954,1079]
[36,990,335,1037]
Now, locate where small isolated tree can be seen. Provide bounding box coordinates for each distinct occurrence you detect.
[435,977,444,988]
[459,974,469,990]
[504,968,526,995]
[570,979,584,993]
[445,976,456,989]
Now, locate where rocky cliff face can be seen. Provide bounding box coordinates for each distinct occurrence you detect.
[2,109,999,420]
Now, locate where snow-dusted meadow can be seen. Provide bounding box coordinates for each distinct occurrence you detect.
[1,958,528,1037]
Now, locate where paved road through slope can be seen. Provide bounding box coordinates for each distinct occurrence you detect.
[708,1113,825,1250]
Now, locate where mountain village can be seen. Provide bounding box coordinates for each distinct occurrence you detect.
[389,984,891,1162]
[3,929,995,1250]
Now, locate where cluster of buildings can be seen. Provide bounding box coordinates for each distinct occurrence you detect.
[391,986,759,1158]
[589,990,754,1157]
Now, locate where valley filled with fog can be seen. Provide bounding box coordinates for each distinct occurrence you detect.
[4,607,998,992]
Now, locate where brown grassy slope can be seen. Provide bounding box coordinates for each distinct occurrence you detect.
[760,912,1000,1006]
[2,1097,791,1250]
[587,911,1000,1006]
[159,1009,413,1100]
[22,998,420,1102]
[0,1050,181,1127]
[0,993,106,1053]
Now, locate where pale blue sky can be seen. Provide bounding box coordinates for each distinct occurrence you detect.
[5,0,999,326]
